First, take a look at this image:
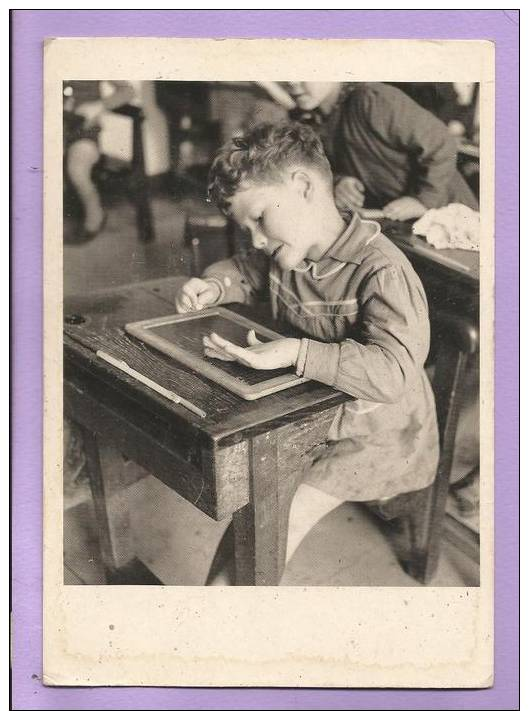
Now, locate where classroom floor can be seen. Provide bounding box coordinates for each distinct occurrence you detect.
[63,187,479,587]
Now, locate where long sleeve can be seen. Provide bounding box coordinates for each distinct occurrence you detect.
[202,249,270,305]
[337,84,462,210]
[297,265,430,403]
[364,87,459,209]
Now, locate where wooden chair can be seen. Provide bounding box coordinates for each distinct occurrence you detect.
[184,212,233,276]
[101,104,155,243]
[369,310,479,583]
[184,214,255,277]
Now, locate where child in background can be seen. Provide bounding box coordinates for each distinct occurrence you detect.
[284,82,478,221]
[176,123,439,580]
[63,80,135,238]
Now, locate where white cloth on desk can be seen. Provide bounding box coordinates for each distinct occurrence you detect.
[413,203,480,251]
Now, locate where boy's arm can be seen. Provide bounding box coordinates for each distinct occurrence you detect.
[202,249,270,305]
[297,265,430,403]
[360,86,458,209]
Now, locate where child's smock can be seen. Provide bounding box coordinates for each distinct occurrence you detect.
[323,83,478,212]
[203,213,439,501]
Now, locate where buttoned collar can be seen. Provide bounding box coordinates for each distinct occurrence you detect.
[293,211,381,278]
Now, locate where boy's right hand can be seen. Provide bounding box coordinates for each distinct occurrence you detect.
[334,177,365,211]
[175,278,221,313]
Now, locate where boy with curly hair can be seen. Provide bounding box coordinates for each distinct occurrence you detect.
[176,122,439,581]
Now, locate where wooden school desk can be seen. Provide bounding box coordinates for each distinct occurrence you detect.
[64,276,349,586]
[379,218,479,322]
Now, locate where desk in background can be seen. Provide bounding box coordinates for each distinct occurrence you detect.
[379,218,479,326]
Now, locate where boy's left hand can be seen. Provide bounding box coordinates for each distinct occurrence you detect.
[203,330,301,370]
[383,196,427,222]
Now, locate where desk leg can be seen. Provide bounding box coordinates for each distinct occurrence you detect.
[232,428,310,586]
[418,346,471,583]
[130,113,154,243]
[80,427,136,580]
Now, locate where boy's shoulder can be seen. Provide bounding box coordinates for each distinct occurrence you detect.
[321,213,415,276]
[353,228,418,278]
[343,82,425,118]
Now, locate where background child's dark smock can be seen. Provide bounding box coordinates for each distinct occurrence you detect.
[203,213,439,502]
[322,83,478,211]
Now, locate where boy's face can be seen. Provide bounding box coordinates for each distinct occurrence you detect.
[285,82,336,111]
[228,171,326,271]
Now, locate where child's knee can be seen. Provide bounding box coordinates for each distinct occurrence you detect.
[289,483,344,522]
[286,483,344,562]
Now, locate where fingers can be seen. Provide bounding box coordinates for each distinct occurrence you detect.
[175,290,195,313]
[383,206,411,221]
[383,198,425,222]
[203,333,238,362]
[197,290,213,307]
[175,295,192,313]
[202,334,235,360]
[335,179,365,209]
[208,332,246,357]
[382,200,404,220]
[175,278,217,313]
[203,333,258,368]
[246,329,262,346]
[182,281,202,310]
[349,190,365,207]
[202,332,295,370]
[197,280,221,307]
[383,206,401,220]
[204,347,235,362]
[353,178,365,193]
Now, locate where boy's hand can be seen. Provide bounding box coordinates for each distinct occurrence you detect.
[383,196,427,222]
[203,330,301,370]
[175,278,221,313]
[334,177,365,211]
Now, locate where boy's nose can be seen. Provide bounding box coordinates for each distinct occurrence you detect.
[252,232,268,249]
[251,230,268,250]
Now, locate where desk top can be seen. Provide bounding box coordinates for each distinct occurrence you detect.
[379,219,479,286]
[64,276,348,449]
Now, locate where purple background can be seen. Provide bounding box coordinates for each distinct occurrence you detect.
[12,10,519,710]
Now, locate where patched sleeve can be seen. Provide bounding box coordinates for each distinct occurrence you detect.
[299,265,431,403]
[202,250,270,305]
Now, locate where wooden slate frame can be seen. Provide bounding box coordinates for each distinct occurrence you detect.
[125,307,308,400]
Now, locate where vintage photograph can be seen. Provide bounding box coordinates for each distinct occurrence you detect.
[38,34,496,689]
[62,77,481,589]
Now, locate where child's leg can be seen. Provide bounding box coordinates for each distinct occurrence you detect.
[66,138,104,232]
[205,523,235,586]
[207,483,344,585]
[285,483,344,565]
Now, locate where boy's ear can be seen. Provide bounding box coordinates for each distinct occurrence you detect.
[290,170,313,201]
